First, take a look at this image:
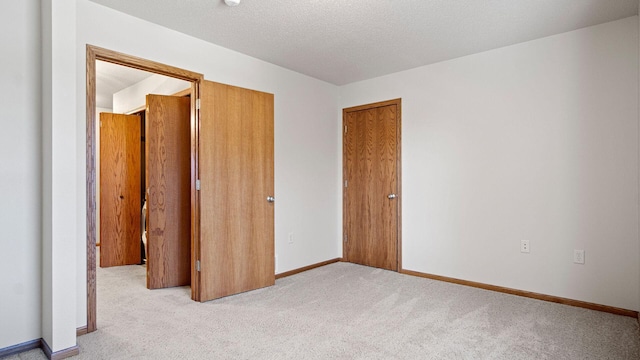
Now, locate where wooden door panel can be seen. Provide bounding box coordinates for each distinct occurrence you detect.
[199,81,275,302]
[344,102,399,271]
[146,95,191,289]
[100,113,141,267]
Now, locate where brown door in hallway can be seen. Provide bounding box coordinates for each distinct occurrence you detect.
[197,80,275,302]
[146,95,192,289]
[100,113,142,267]
[343,99,401,271]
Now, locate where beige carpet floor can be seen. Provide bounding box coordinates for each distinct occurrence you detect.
[7,262,640,359]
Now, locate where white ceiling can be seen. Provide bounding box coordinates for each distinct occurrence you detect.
[89,0,638,85]
[96,60,154,109]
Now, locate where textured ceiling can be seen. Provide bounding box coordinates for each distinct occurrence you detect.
[89,0,638,85]
[96,60,154,108]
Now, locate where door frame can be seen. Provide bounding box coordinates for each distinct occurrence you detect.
[342,99,402,271]
[85,45,204,333]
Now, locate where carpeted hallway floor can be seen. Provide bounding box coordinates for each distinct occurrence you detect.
[8,261,640,359]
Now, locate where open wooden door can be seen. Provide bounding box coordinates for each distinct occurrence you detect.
[197,81,275,302]
[100,113,142,267]
[146,95,191,289]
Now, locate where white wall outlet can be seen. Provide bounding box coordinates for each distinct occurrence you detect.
[520,240,530,253]
[574,250,585,264]
[288,232,294,244]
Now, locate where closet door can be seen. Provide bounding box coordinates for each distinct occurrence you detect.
[100,113,141,267]
[146,95,191,289]
[198,81,274,301]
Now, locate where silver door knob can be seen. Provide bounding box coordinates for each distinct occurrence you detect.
[388,194,397,199]
[267,196,275,203]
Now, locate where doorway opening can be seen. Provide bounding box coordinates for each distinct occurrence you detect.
[86,45,204,333]
[97,62,193,285]
[342,99,402,271]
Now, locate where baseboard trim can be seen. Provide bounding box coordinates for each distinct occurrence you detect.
[275,258,342,279]
[0,338,80,360]
[0,339,41,358]
[400,268,639,318]
[40,339,79,360]
[76,326,88,336]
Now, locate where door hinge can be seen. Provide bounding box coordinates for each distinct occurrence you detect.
[196,260,201,272]
[344,125,347,134]
[344,180,348,188]
[196,99,201,110]
[343,233,348,243]
[195,179,201,190]
[100,120,102,127]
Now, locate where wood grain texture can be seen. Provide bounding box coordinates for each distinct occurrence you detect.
[189,83,201,301]
[199,81,275,302]
[395,102,403,271]
[275,258,342,279]
[86,44,203,332]
[343,100,401,271]
[86,45,97,333]
[400,269,639,318]
[146,95,192,289]
[90,45,203,82]
[100,113,142,267]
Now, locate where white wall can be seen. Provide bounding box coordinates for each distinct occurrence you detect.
[112,74,190,114]
[340,16,640,311]
[72,0,340,333]
[0,0,42,349]
[43,0,78,352]
[96,107,112,114]
[9,1,635,353]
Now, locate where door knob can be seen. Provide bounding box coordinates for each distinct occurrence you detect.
[388,194,397,199]
[267,196,275,203]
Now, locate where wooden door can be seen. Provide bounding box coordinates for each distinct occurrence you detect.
[343,99,401,271]
[146,95,191,289]
[198,81,275,302]
[100,113,142,267]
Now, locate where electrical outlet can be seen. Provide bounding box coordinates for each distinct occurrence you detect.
[288,232,294,244]
[520,240,530,253]
[574,250,585,264]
